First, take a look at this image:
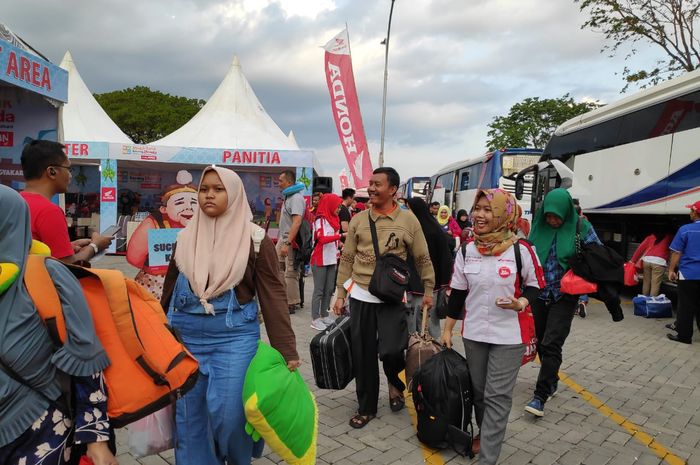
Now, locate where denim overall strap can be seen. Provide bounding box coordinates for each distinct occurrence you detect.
[225,290,239,328]
[169,272,191,314]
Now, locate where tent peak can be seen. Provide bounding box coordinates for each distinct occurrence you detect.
[60,50,74,67]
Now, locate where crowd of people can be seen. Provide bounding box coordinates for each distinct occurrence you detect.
[1,139,699,465]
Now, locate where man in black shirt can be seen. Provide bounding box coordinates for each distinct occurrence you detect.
[429,201,440,217]
[338,188,355,233]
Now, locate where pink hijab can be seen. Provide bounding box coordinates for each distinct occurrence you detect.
[175,166,252,314]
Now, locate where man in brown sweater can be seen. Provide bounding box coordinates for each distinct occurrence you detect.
[333,167,435,429]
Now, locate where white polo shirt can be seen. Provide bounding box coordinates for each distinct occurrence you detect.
[450,241,543,345]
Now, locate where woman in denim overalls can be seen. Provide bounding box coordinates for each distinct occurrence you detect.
[161,167,300,465]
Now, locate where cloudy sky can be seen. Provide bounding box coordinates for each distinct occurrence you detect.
[3,0,658,181]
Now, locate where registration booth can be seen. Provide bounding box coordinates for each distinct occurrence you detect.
[62,55,318,257]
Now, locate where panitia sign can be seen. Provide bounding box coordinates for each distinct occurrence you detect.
[107,143,314,167]
[222,150,281,165]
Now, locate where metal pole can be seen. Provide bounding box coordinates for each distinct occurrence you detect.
[379,0,395,168]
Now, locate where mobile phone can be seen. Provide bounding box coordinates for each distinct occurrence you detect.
[101,225,120,237]
[496,297,511,305]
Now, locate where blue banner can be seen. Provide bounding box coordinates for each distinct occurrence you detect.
[0,39,68,102]
[148,228,182,267]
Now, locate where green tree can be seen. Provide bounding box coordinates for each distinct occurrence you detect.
[486,95,599,150]
[577,0,700,91]
[94,86,205,144]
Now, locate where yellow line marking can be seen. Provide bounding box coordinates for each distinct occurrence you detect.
[399,371,446,465]
[557,371,686,465]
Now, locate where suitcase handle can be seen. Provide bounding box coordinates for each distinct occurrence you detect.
[421,305,431,337]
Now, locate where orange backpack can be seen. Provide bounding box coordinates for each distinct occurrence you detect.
[24,255,199,428]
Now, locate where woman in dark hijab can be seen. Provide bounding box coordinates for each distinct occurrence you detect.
[405,198,454,338]
[456,209,471,230]
[0,185,115,465]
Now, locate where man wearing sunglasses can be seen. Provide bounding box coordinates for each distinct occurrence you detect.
[20,140,113,264]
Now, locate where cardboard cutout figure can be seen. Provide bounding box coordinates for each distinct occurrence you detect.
[127,170,197,298]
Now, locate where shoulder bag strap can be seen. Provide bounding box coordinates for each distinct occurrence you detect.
[514,239,523,290]
[368,215,381,258]
[575,217,583,256]
[25,255,67,345]
[86,268,169,386]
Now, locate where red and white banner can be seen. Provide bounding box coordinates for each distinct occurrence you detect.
[324,28,373,189]
[338,168,350,190]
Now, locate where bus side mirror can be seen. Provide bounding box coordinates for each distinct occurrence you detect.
[515,176,525,200]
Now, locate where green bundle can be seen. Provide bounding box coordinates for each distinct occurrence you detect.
[243,341,317,465]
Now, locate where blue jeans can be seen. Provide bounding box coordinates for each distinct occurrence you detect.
[168,309,263,465]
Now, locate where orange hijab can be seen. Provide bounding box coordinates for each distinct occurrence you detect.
[472,188,520,256]
[175,166,252,313]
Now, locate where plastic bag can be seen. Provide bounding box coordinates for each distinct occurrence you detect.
[623,262,639,287]
[127,405,174,458]
[560,269,597,295]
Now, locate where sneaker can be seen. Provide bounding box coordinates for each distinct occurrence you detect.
[310,319,327,331]
[577,301,587,318]
[525,398,545,417]
[548,383,559,401]
[321,316,336,326]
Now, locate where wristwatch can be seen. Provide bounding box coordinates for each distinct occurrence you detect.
[89,242,99,254]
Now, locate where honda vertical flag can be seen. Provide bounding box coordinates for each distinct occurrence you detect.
[338,168,350,190]
[324,28,373,188]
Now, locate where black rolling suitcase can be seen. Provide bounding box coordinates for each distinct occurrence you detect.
[309,315,353,389]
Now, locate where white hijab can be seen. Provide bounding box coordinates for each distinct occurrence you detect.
[175,166,252,314]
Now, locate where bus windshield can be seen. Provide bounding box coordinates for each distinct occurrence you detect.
[411,177,429,196]
[501,153,541,177]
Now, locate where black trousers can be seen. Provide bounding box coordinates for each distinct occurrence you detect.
[531,294,578,402]
[350,298,408,416]
[676,280,700,343]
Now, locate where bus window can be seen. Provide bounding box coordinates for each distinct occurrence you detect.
[411,178,430,198]
[458,165,481,191]
[434,172,454,205]
[459,171,470,190]
[502,154,541,178]
[435,172,454,191]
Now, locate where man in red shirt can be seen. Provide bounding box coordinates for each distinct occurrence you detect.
[20,140,112,263]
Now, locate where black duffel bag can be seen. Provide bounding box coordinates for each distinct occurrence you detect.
[368,217,410,304]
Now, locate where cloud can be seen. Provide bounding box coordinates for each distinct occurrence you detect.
[2,0,650,182]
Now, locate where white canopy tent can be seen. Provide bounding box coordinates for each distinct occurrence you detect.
[152,56,298,151]
[59,51,132,144]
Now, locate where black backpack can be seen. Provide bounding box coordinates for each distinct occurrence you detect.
[293,216,313,270]
[411,349,474,458]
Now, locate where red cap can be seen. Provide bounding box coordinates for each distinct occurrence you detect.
[686,200,700,212]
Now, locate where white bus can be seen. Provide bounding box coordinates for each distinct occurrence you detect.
[429,148,542,218]
[397,177,430,200]
[514,68,700,259]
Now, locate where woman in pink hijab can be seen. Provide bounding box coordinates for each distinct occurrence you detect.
[160,166,300,465]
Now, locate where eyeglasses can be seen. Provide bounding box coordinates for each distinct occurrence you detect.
[48,164,72,171]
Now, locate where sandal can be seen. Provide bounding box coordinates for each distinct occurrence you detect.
[389,396,405,412]
[349,413,375,429]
